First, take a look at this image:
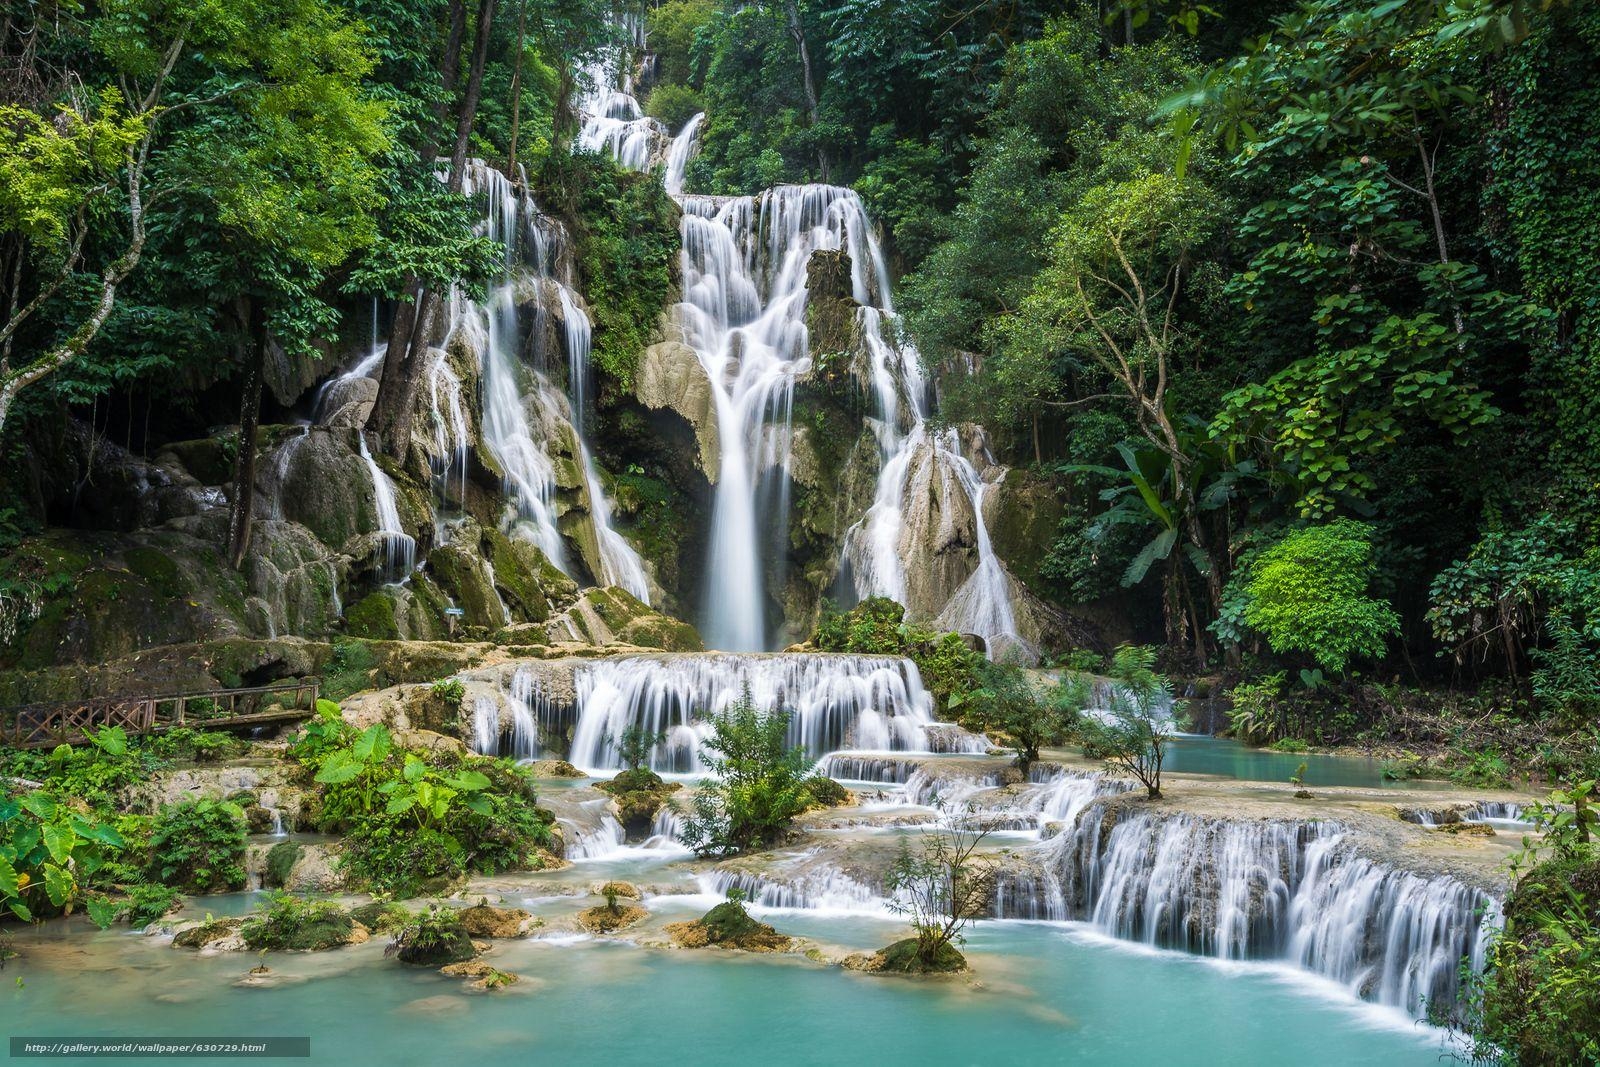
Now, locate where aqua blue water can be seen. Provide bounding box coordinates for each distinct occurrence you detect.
[3,903,1452,1066]
[1163,736,1451,789]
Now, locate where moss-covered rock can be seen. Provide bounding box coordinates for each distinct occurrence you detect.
[576,902,648,934]
[395,924,478,966]
[264,842,302,888]
[172,918,246,951]
[982,467,1064,589]
[598,770,682,837]
[665,900,791,952]
[869,937,968,974]
[457,902,533,939]
[348,902,412,934]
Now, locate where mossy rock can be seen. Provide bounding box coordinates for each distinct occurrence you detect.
[242,907,362,952]
[597,770,681,835]
[172,918,245,950]
[345,591,402,641]
[874,937,968,974]
[802,776,850,809]
[529,759,585,778]
[576,903,647,934]
[667,901,790,952]
[348,902,411,934]
[457,902,533,939]
[264,842,302,888]
[983,468,1064,589]
[396,925,478,966]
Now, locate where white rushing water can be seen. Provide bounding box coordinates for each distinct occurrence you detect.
[444,162,650,599]
[576,18,1026,654]
[994,806,1500,1019]
[475,653,986,770]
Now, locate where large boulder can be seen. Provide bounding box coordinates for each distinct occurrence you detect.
[264,429,379,551]
[635,332,719,483]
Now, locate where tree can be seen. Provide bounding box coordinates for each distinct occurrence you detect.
[1077,645,1174,798]
[1243,520,1399,675]
[605,725,665,773]
[882,817,997,973]
[953,660,1084,771]
[678,688,813,856]
[1004,169,1227,647]
[0,0,388,445]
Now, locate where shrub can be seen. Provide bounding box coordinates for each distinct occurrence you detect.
[1076,646,1175,799]
[142,728,246,763]
[1467,851,1600,1065]
[389,904,476,966]
[952,661,1085,769]
[119,883,182,928]
[317,733,555,897]
[3,727,154,810]
[1242,520,1399,674]
[241,892,358,951]
[679,689,812,856]
[1,788,123,925]
[813,598,985,720]
[145,799,247,894]
[1226,673,1286,745]
[882,822,996,973]
[430,679,466,704]
[644,83,704,130]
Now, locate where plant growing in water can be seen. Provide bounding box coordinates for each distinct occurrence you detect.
[604,725,665,772]
[882,815,997,973]
[679,687,814,856]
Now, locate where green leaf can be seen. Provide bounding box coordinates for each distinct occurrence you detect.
[85,896,118,929]
[10,900,33,922]
[43,863,73,907]
[314,752,363,785]
[461,795,492,816]
[402,755,427,783]
[384,794,416,815]
[446,770,491,792]
[41,823,74,864]
[0,856,18,897]
[20,794,58,821]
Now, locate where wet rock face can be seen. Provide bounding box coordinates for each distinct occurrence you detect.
[266,429,379,551]
[634,332,719,483]
[896,440,981,620]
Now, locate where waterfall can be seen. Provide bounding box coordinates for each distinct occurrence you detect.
[446,162,650,600]
[1000,806,1500,1018]
[493,652,985,772]
[575,18,668,172]
[663,112,704,194]
[474,667,566,759]
[675,186,898,649]
[355,430,415,582]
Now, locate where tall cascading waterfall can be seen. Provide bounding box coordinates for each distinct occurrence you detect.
[445,161,651,600]
[995,805,1501,1019]
[676,187,898,650]
[577,14,1026,653]
[482,653,986,770]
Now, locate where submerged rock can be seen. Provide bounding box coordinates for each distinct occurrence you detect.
[172,918,247,952]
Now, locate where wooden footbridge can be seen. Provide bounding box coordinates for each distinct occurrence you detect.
[1,678,321,750]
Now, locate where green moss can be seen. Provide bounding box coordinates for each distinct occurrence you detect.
[121,547,186,599]
[345,591,401,641]
[877,937,968,974]
[264,841,303,888]
[349,901,412,934]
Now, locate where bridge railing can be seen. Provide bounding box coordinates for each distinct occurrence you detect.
[1,678,321,750]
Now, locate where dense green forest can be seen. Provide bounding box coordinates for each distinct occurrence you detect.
[6,0,1597,743]
[3,0,1600,1056]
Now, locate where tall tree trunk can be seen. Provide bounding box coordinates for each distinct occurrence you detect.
[505,0,528,177]
[227,299,267,570]
[783,0,829,181]
[370,0,491,458]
